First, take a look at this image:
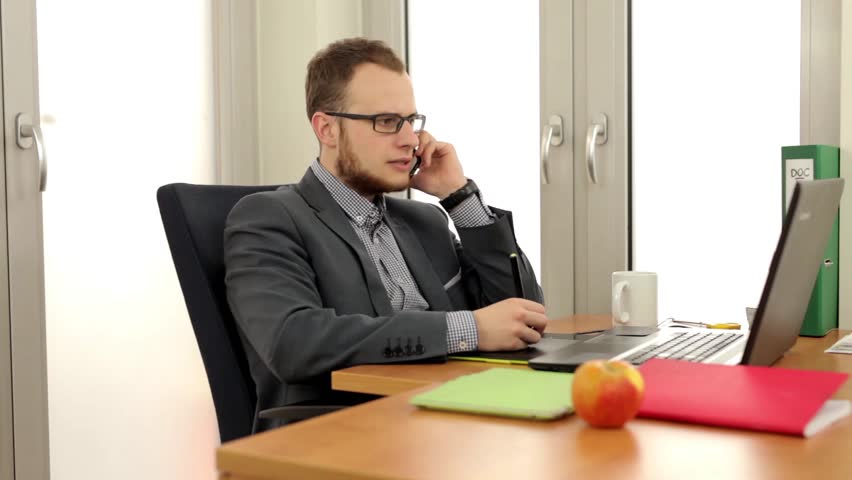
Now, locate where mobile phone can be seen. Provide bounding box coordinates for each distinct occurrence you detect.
[409,155,422,178]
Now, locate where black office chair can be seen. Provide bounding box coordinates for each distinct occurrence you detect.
[157,183,343,442]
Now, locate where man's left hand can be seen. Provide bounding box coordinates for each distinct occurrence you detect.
[409,131,467,199]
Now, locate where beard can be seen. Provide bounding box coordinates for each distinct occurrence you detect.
[337,126,409,197]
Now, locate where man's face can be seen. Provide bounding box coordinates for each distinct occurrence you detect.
[332,63,420,197]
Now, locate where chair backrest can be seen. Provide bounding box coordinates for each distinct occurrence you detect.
[156,183,279,442]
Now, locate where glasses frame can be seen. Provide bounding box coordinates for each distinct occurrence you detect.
[324,111,426,134]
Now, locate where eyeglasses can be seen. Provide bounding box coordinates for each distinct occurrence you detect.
[324,112,426,134]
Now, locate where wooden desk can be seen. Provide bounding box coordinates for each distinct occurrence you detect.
[218,318,852,480]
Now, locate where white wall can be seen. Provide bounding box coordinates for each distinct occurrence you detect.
[37,1,219,479]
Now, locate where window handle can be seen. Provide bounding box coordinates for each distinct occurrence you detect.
[16,113,47,192]
[540,114,564,184]
[586,113,607,184]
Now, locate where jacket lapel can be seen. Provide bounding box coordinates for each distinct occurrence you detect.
[384,214,451,312]
[295,169,393,316]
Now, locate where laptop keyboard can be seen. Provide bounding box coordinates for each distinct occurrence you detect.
[624,330,745,365]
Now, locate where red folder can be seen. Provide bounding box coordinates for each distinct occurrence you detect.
[637,359,850,437]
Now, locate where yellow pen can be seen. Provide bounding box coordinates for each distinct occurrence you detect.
[670,320,741,330]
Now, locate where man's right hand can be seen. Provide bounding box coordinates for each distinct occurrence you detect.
[472,298,548,351]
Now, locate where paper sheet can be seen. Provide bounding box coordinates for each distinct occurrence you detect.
[825,333,852,354]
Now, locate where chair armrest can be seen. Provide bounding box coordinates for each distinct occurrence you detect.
[258,405,345,422]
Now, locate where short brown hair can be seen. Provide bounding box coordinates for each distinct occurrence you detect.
[305,38,406,120]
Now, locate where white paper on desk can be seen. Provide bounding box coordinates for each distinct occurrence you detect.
[825,333,852,354]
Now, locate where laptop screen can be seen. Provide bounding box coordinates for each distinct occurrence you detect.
[742,179,844,366]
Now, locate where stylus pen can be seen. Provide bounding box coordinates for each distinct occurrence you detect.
[509,253,526,300]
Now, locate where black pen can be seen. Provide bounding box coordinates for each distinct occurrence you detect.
[509,253,526,300]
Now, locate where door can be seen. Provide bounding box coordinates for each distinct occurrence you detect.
[1,0,50,478]
[540,0,629,317]
[544,0,832,322]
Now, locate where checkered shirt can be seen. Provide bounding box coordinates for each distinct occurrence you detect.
[311,160,494,353]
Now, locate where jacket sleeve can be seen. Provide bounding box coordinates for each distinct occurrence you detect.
[448,206,545,307]
[224,193,448,384]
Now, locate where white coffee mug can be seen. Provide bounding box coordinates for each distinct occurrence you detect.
[611,271,658,327]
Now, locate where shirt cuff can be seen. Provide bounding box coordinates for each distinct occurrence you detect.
[447,191,494,228]
[446,311,479,353]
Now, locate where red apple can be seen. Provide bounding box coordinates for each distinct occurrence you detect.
[571,359,645,428]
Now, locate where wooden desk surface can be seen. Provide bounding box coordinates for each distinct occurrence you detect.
[218,317,852,480]
[332,317,852,397]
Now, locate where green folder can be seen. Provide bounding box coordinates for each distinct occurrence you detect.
[782,145,839,336]
[410,368,574,420]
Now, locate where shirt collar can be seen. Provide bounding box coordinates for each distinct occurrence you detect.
[310,159,386,228]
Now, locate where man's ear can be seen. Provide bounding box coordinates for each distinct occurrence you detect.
[311,112,338,148]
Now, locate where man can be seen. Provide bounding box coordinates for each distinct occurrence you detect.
[225,38,546,431]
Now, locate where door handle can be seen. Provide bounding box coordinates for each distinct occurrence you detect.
[15,113,47,192]
[540,114,564,184]
[585,113,607,184]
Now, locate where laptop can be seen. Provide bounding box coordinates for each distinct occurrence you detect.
[448,331,604,364]
[448,326,657,365]
[529,178,845,373]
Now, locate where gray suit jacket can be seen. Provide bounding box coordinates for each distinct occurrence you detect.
[224,168,542,431]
